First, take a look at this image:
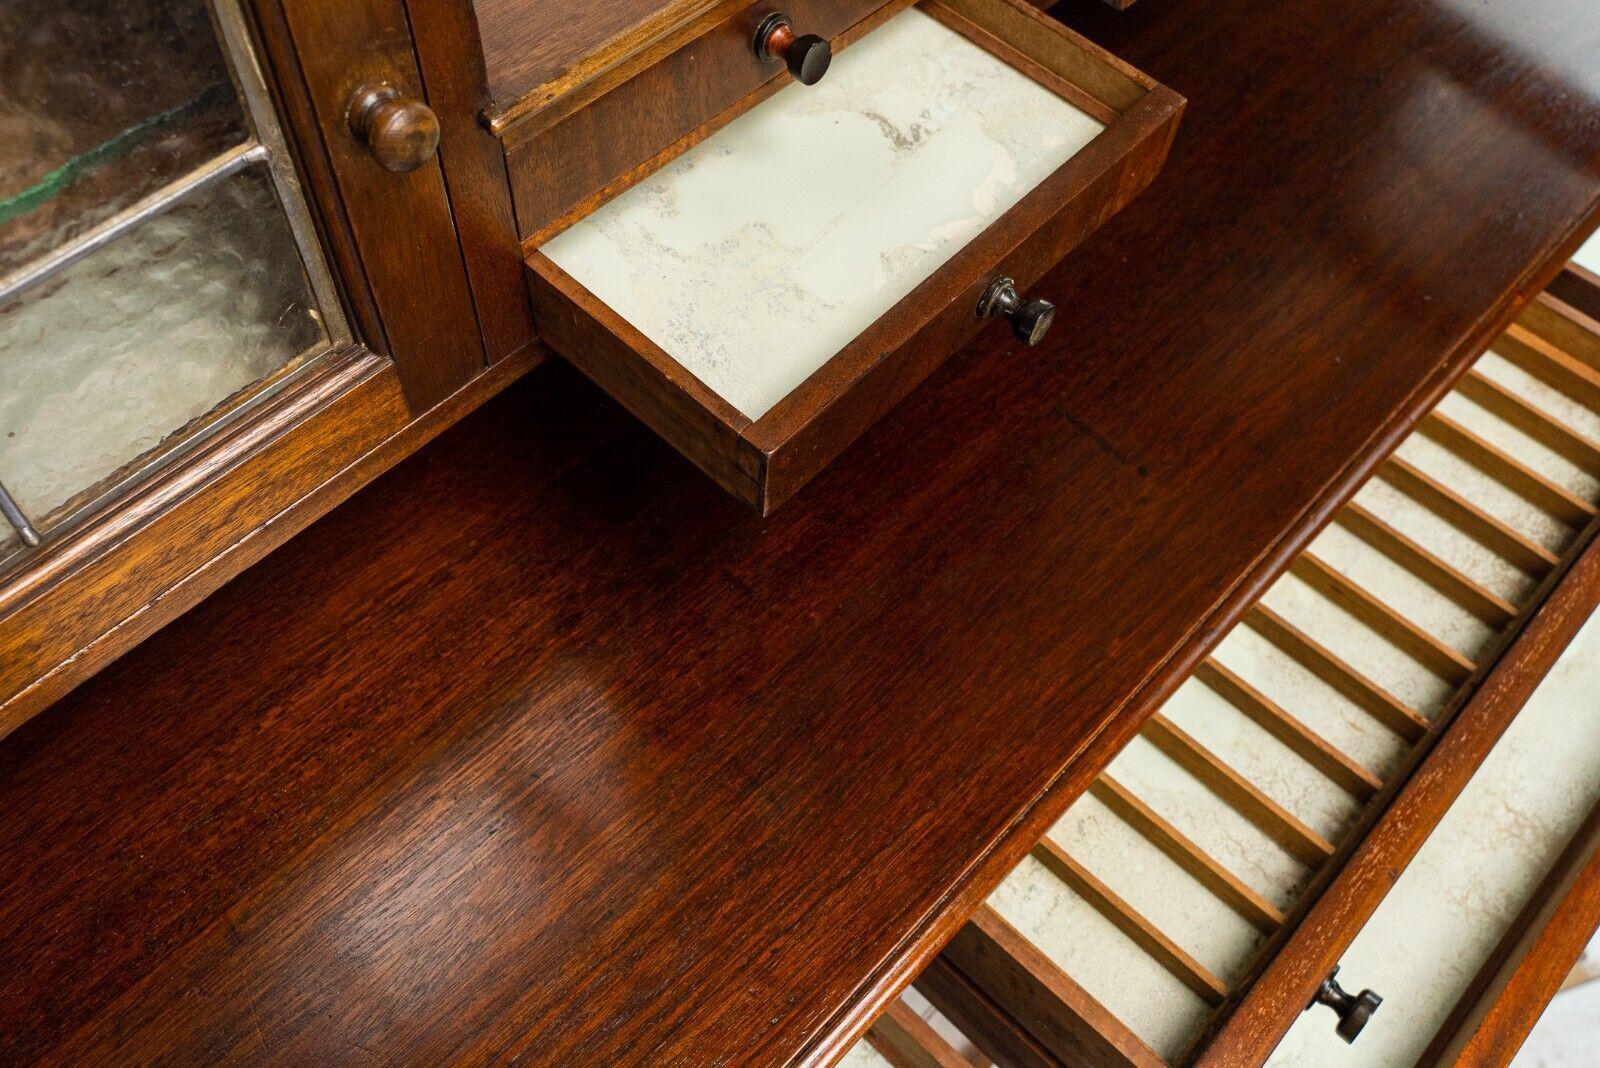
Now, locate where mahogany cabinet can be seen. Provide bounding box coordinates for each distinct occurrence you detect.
[0,0,1175,727]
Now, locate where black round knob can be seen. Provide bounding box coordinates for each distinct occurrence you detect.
[978,276,1056,347]
[755,13,832,86]
[1306,966,1382,1044]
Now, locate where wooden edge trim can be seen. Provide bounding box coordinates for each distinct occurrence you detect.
[1456,371,1600,477]
[791,218,1598,1068]
[1544,266,1600,328]
[943,906,1167,1068]
[1289,553,1476,685]
[1193,661,1382,801]
[1032,837,1229,1005]
[1519,289,1600,376]
[1419,412,1596,525]
[0,345,549,738]
[1243,605,1430,742]
[1496,324,1600,413]
[866,1000,971,1068]
[916,954,1069,1068]
[1091,775,1285,934]
[1422,795,1600,1067]
[745,80,1182,456]
[1379,456,1561,573]
[1191,521,1600,1067]
[939,0,1155,105]
[1143,714,1336,866]
[1336,502,1519,628]
[482,0,745,138]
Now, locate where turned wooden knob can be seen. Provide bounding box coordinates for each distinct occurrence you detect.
[978,277,1056,347]
[348,82,440,173]
[755,13,831,85]
[1306,966,1382,1043]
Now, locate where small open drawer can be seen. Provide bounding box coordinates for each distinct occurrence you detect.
[523,0,1182,512]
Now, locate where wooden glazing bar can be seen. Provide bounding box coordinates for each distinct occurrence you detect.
[1545,267,1600,328]
[1142,714,1336,866]
[1379,456,1560,572]
[1030,837,1229,1006]
[1289,554,1476,684]
[1193,660,1383,800]
[866,999,972,1068]
[1244,605,1431,742]
[1495,323,1600,413]
[1335,503,1519,627]
[1090,774,1285,934]
[943,906,1166,1068]
[1456,371,1600,477]
[1418,413,1596,525]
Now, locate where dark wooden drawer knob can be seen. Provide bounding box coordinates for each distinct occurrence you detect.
[347,82,440,173]
[979,277,1056,346]
[755,13,832,85]
[1307,966,1382,1043]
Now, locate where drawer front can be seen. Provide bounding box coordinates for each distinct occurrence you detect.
[895,282,1600,1066]
[504,0,904,248]
[523,0,1182,512]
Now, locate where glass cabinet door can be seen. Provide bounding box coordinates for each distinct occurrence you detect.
[0,0,347,564]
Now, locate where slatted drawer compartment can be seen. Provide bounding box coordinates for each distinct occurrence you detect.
[843,274,1600,1067]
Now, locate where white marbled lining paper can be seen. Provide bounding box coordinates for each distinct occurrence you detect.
[540,7,1105,421]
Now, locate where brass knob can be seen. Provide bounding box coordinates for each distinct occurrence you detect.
[1306,966,1382,1044]
[978,276,1056,347]
[755,13,831,85]
[347,82,440,173]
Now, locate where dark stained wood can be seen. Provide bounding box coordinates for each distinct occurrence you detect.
[865,1000,972,1068]
[526,0,1184,513]
[3,0,1600,1063]
[916,954,1070,1068]
[1422,796,1600,1066]
[405,0,539,364]
[944,908,1165,1067]
[1548,265,1600,324]
[1193,521,1600,1065]
[266,0,486,409]
[502,0,903,242]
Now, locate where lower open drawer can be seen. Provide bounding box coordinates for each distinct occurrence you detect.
[524,0,1182,513]
[848,275,1600,1065]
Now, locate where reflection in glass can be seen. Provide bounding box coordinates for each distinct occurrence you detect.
[0,164,327,526]
[0,0,249,274]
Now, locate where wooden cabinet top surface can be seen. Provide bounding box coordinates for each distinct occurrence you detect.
[4,0,1600,1063]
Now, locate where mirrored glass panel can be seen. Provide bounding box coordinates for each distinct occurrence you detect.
[0,0,346,568]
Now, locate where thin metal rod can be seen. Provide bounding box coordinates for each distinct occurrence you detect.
[0,481,42,548]
[0,143,267,306]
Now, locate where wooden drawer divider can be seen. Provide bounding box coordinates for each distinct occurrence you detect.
[876,272,1600,1068]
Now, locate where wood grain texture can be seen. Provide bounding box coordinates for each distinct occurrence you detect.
[865,1000,971,1068]
[916,954,1071,1068]
[4,0,1600,1062]
[1193,522,1600,1066]
[268,0,487,410]
[944,907,1165,1067]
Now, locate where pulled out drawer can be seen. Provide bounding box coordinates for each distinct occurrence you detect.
[524,0,1182,512]
[852,279,1600,1066]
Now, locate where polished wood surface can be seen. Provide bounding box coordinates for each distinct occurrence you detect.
[2,0,1599,1063]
